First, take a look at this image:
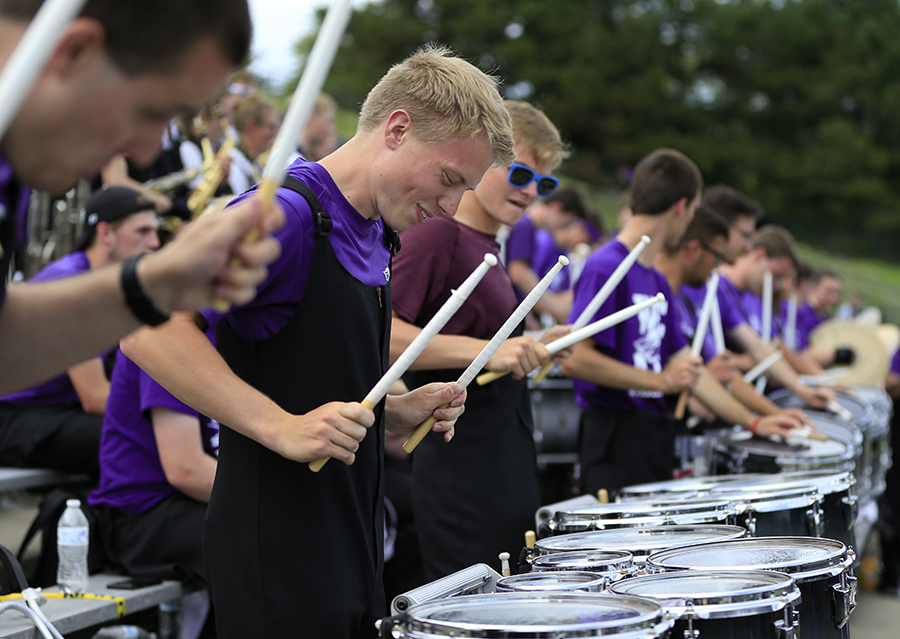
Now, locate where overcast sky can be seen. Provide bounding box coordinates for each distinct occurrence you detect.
[247,0,367,90]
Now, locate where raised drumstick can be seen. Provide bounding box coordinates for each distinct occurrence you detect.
[675,270,720,419]
[532,235,651,383]
[308,255,497,472]
[212,0,353,311]
[401,256,569,453]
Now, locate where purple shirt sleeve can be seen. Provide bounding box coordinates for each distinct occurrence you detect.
[505,215,537,265]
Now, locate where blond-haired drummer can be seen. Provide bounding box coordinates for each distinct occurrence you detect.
[122,44,514,638]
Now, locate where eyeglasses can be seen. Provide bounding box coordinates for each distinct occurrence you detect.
[700,243,730,266]
[507,163,560,197]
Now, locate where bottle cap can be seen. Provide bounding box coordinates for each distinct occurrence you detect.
[66,499,81,508]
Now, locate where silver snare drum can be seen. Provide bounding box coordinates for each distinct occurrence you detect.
[534,525,748,565]
[531,550,637,588]
[495,571,608,593]
[647,537,857,639]
[549,497,734,535]
[609,570,801,639]
[708,483,824,538]
[376,592,675,638]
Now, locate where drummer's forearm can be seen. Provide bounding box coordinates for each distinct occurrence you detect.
[390,313,487,370]
[693,369,756,428]
[886,373,900,400]
[560,341,668,393]
[121,314,286,443]
[731,377,781,416]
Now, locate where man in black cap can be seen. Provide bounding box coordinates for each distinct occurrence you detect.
[0,186,160,477]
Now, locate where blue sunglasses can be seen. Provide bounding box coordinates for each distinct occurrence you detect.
[507,163,560,197]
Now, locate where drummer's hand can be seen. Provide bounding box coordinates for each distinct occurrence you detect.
[385,383,465,442]
[663,355,702,393]
[799,384,836,410]
[706,351,737,385]
[754,413,805,439]
[539,325,573,363]
[273,401,374,465]
[486,335,549,379]
[781,407,813,428]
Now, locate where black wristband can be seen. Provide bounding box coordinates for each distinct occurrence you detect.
[121,254,170,326]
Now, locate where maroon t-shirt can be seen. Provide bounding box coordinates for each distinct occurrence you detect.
[392,215,516,339]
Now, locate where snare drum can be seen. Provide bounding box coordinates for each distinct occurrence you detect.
[496,571,607,593]
[531,550,637,588]
[616,474,765,502]
[713,470,858,549]
[609,570,801,638]
[376,592,675,638]
[647,537,857,639]
[548,497,734,535]
[529,376,580,459]
[850,384,893,498]
[708,484,824,538]
[713,414,859,478]
[534,525,748,565]
[770,388,875,496]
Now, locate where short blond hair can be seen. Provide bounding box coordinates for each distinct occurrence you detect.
[313,92,337,116]
[504,100,568,172]
[232,94,278,133]
[358,44,514,167]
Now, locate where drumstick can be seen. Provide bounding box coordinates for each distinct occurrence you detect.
[211,0,353,311]
[784,293,798,350]
[788,427,830,442]
[743,350,783,383]
[532,235,651,383]
[402,257,569,453]
[710,293,726,355]
[476,293,665,385]
[308,254,497,472]
[0,0,87,139]
[827,400,854,423]
[755,271,773,394]
[675,270,720,419]
[525,530,536,549]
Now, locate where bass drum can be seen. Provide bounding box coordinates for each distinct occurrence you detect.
[534,525,748,566]
[770,388,875,498]
[609,570,801,639]
[647,537,857,639]
[711,470,858,549]
[548,497,734,536]
[712,414,860,479]
[376,592,675,638]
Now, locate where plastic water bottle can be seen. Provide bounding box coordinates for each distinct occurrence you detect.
[57,498,89,594]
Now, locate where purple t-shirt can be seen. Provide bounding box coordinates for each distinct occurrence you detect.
[89,344,219,514]
[568,239,687,413]
[0,252,97,406]
[672,289,717,363]
[506,215,538,266]
[200,160,391,338]
[794,303,826,350]
[531,229,570,293]
[683,274,747,334]
[892,349,900,376]
[392,214,516,339]
[0,153,31,304]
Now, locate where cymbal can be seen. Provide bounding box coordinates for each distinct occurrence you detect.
[809,320,889,386]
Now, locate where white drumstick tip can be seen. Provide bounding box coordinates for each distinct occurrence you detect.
[558,255,570,266]
[483,253,498,267]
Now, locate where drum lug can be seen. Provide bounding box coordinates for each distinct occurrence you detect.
[744,510,757,536]
[806,501,823,537]
[841,494,859,530]
[683,601,700,639]
[774,618,796,639]
[831,573,858,629]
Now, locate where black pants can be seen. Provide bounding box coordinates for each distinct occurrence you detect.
[878,399,900,589]
[578,407,678,498]
[0,403,101,477]
[96,493,208,589]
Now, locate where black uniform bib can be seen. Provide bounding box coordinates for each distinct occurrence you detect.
[208,178,395,639]
[404,324,541,581]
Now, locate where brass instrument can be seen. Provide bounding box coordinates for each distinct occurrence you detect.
[20,180,90,279]
[187,135,236,216]
[142,165,205,195]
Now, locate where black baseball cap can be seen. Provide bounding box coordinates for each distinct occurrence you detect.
[75,186,156,251]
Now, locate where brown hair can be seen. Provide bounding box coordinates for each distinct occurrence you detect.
[232,94,278,133]
[703,185,763,224]
[753,225,800,267]
[1,0,251,75]
[664,204,729,255]
[629,149,703,216]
